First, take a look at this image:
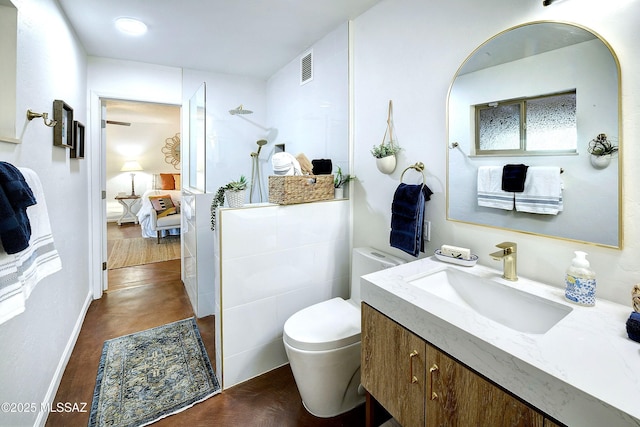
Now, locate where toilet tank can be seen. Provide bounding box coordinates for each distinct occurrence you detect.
[350,247,405,304]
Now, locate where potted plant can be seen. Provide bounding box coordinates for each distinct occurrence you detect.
[210,175,247,231]
[587,133,618,169]
[372,100,401,174]
[371,142,401,174]
[333,166,355,199]
[224,175,247,208]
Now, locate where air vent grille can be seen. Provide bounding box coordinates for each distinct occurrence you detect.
[300,50,313,85]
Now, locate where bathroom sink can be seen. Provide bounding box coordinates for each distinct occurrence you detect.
[409,267,572,334]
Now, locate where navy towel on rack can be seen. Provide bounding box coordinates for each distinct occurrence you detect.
[502,164,529,192]
[0,162,37,254]
[390,183,432,257]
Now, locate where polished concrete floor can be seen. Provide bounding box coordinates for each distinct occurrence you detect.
[46,224,367,426]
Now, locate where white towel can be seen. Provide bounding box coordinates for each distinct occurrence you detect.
[0,168,62,325]
[477,166,514,210]
[515,166,563,215]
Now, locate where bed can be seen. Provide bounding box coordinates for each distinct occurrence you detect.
[137,174,182,239]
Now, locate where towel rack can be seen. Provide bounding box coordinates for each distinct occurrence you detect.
[400,162,426,185]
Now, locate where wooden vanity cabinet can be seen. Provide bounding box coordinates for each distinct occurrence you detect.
[362,301,427,427]
[427,345,543,426]
[362,303,561,427]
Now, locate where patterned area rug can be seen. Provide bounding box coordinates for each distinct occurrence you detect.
[89,318,220,427]
[108,237,180,269]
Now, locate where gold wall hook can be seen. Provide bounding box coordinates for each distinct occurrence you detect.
[27,109,57,127]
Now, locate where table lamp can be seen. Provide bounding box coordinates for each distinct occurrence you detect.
[121,160,143,196]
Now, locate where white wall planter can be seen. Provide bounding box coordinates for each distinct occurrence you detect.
[590,154,612,169]
[225,189,246,208]
[376,155,397,174]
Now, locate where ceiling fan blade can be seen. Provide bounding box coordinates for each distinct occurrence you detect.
[106,120,131,126]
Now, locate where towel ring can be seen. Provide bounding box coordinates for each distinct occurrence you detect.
[400,162,426,185]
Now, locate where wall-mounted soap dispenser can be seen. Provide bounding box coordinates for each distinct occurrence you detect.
[565,251,596,306]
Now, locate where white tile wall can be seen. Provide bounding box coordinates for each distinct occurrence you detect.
[219,200,349,388]
[181,191,216,317]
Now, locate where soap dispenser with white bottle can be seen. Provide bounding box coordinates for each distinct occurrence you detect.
[564,251,596,306]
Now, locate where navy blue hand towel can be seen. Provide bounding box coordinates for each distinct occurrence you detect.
[390,183,432,257]
[0,162,37,254]
[626,312,640,343]
[311,159,332,175]
[502,164,529,192]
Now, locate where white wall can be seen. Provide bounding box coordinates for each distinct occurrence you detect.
[0,0,89,425]
[352,0,640,306]
[266,22,350,177]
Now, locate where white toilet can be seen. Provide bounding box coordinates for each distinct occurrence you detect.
[283,247,405,418]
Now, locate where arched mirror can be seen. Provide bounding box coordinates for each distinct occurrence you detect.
[447,21,621,248]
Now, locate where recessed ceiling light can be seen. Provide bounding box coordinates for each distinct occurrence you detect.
[115,17,147,36]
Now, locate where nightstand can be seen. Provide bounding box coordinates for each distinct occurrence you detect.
[115,194,141,225]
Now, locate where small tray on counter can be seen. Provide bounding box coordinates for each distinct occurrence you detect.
[434,249,478,267]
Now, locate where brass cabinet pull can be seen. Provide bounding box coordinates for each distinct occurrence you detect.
[429,363,439,400]
[409,350,419,383]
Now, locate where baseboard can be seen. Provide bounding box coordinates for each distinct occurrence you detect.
[34,290,93,427]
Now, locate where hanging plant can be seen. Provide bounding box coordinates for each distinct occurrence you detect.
[587,133,618,156]
[587,133,618,169]
[370,142,401,159]
[372,100,401,174]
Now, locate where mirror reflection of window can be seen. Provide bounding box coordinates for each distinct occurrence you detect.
[477,102,521,151]
[527,92,576,151]
[475,91,576,155]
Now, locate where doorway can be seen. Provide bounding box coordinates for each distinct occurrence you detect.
[102,99,182,292]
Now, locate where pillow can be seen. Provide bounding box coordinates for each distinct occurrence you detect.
[173,174,181,189]
[149,194,177,218]
[159,173,175,190]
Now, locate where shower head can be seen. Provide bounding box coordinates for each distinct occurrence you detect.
[229,105,253,115]
[255,139,268,156]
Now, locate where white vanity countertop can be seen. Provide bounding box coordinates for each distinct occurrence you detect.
[361,256,640,427]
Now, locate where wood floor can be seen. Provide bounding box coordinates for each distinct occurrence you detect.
[46,223,367,427]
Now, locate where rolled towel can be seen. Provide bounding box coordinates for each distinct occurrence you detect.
[311,159,332,175]
[272,152,302,176]
[626,312,640,343]
[295,153,314,175]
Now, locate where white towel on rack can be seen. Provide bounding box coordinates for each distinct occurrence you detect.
[477,166,514,210]
[515,166,563,215]
[0,168,62,325]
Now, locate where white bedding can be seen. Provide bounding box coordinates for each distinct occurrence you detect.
[137,189,182,238]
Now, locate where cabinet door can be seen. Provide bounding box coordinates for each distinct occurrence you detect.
[362,304,426,427]
[426,345,544,427]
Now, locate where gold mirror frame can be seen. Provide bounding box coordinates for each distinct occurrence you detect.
[446,21,623,249]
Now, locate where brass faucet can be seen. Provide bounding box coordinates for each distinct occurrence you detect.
[490,242,518,281]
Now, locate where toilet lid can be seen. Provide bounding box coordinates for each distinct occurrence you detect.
[283,297,361,351]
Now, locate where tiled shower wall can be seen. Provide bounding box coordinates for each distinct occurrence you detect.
[217,200,350,388]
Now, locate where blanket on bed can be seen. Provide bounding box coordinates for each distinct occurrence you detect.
[137,190,182,238]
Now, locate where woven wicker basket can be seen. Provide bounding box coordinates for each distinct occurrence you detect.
[268,175,334,205]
